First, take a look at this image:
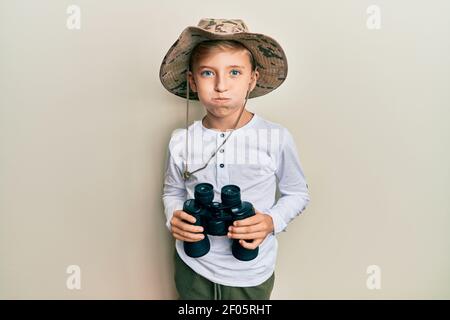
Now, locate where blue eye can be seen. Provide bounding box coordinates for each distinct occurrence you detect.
[200,69,241,77]
[200,70,214,77]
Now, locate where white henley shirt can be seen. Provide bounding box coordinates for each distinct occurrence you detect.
[162,113,310,287]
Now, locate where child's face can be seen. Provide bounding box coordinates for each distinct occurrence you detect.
[188,49,259,119]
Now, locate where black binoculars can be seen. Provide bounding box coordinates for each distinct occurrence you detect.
[182,183,259,261]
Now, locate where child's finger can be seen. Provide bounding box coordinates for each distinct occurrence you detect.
[239,238,263,250]
[172,218,204,233]
[229,224,263,234]
[174,210,196,224]
[172,225,205,242]
[228,231,266,240]
[232,214,262,227]
[181,223,204,234]
[172,227,205,241]
[173,233,202,243]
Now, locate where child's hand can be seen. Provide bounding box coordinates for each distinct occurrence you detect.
[170,210,205,242]
[227,209,274,250]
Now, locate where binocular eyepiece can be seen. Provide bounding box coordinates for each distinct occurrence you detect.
[182,183,259,261]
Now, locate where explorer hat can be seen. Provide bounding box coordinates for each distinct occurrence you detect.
[159,18,288,101]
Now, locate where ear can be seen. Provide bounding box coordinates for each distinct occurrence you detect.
[249,69,260,92]
[187,70,198,93]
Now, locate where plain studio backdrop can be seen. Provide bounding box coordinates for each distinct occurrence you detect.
[1,0,449,299]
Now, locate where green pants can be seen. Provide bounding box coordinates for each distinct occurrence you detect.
[174,250,275,300]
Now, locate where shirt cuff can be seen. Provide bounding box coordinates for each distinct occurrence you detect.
[265,208,288,235]
[165,199,185,232]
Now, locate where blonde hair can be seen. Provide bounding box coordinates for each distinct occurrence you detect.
[188,40,257,72]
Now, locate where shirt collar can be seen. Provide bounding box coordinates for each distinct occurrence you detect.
[198,113,259,135]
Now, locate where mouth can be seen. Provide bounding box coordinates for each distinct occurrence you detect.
[213,97,231,102]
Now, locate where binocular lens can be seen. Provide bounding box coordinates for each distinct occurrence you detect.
[221,185,241,207]
[194,183,214,205]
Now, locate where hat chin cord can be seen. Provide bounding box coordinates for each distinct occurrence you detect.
[182,67,256,181]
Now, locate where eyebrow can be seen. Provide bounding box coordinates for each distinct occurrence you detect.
[197,65,246,69]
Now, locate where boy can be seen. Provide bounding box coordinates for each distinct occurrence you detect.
[160,18,310,300]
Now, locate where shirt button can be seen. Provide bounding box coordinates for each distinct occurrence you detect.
[220,149,224,153]
[219,163,224,168]
[220,133,225,138]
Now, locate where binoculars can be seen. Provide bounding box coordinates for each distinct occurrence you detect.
[182,183,259,261]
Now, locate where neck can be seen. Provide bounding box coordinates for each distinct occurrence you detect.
[203,108,254,132]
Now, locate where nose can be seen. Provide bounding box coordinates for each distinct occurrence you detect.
[214,72,228,93]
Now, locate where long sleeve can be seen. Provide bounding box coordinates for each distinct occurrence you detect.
[266,128,310,235]
[162,147,187,233]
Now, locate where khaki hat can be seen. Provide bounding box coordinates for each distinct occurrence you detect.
[159,18,288,101]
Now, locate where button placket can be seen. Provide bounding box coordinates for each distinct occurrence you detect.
[217,132,228,185]
[217,132,225,168]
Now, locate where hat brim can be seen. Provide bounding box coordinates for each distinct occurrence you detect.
[159,26,288,101]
